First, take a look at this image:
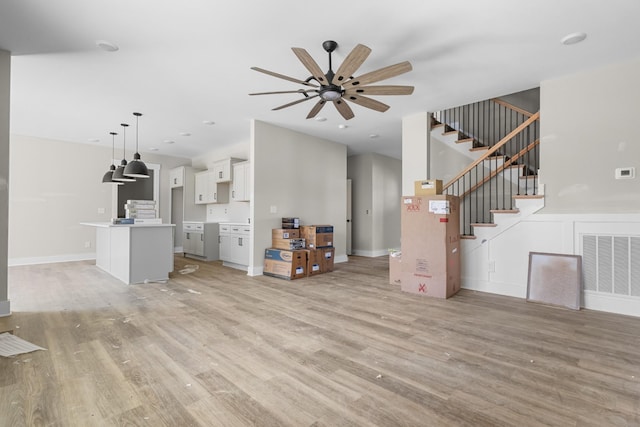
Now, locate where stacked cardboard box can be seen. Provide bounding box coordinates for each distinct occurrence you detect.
[125,199,157,219]
[264,223,335,280]
[281,217,299,229]
[400,193,460,298]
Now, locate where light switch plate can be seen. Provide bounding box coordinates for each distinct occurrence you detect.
[615,167,635,179]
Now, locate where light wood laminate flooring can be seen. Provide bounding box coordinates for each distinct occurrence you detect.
[1,255,639,426]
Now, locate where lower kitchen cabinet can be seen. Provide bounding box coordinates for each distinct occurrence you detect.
[183,222,219,261]
[219,223,251,270]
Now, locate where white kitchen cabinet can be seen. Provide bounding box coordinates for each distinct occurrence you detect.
[169,167,184,188]
[212,158,243,183]
[195,170,229,204]
[231,161,250,202]
[219,223,251,270]
[183,222,220,261]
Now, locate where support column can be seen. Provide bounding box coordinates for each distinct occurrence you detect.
[0,50,10,316]
[401,112,431,195]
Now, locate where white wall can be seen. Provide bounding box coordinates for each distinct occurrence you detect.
[0,50,10,316]
[401,112,429,195]
[540,57,640,213]
[8,135,190,265]
[251,120,347,275]
[348,153,402,256]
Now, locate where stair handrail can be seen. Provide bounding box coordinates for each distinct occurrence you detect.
[444,111,540,191]
[491,98,534,118]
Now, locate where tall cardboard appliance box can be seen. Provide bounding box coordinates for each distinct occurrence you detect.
[400,194,461,298]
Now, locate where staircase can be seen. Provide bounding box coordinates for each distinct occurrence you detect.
[431,98,543,238]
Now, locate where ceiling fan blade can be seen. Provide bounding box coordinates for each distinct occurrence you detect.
[344,94,390,112]
[333,99,355,120]
[291,47,329,85]
[306,100,327,119]
[251,67,318,88]
[345,85,414,96]
[331,44,371,85]
[250,89,317,96]
[342,61,413,89]
[272,94,319,111]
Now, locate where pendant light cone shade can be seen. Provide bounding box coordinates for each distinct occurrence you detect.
[102,131,123,185]
[124,112,149,178]
[112,123,136,182]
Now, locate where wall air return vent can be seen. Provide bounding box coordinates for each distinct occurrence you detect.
[582,234,640,297]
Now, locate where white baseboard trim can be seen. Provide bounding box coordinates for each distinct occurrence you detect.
[9,253,96,267]
[335,254,349,264]
[583,291,640,318]
[249,265,263,276]
[0,300,10,317]
[461,278,526,299]
[351,249,389,258]
[173,246,184,253]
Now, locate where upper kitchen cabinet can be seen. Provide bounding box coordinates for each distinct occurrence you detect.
[212,158,243,183]
[231,160,250,202]
[195,170,229,204]
[169,166,185,188]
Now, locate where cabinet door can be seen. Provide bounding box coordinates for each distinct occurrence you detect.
[219,233,231,262]
[194,172,208,204]
[193,233,205,256]
[212,160,230,183]
[170,167,184,188]
[183,231,193,254]
[232,162,248,201]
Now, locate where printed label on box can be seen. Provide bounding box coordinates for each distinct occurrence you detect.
[312,264,320,271]
[429,200,450,214]
[295,267,304,274]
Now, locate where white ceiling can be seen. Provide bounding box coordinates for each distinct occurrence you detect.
[1,0,639,160]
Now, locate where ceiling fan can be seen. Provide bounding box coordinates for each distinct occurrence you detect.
[250,40,414,120]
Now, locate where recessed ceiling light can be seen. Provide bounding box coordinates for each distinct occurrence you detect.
[202,120,215,125]
[561,32,587,45]
[314,117,327,122]
[180,132,191,137]
[338,124,348,129]
[148,147,159,151]
[95,40,119,52]
[369,134,379,139]
[164,140,175,144]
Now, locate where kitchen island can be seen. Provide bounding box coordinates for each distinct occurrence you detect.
[82,222,175,284]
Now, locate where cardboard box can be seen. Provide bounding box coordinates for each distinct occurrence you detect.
[300,225,333,248]
[272,237,306,250]
[400,195,460,298]
[319,247,335,272]
[414,179,443,196]
[304,249,324,276]
[272,229,300,239]
[282,217,300,229]
[263,248,307,280]
[389,251,402,285]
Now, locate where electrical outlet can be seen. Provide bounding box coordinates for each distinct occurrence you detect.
[84,241,91,248]
[97,207,105,214]
[488,260,495,272]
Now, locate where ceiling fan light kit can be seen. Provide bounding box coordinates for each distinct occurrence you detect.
[250,40,414,120]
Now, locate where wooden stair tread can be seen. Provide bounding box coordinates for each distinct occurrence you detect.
[471,223,497,227]
[470,146,489,152]
[455,137,474,144]
[490,209,519,214]
[431,123,445,129]
[519,175,537,179]
[442,130,459,136]
[460,235,477,240]
[513,194,543,199]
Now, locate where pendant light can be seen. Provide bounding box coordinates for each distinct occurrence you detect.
[101,131,123,185]
[112,123,136,182]
[124,112,150,178]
